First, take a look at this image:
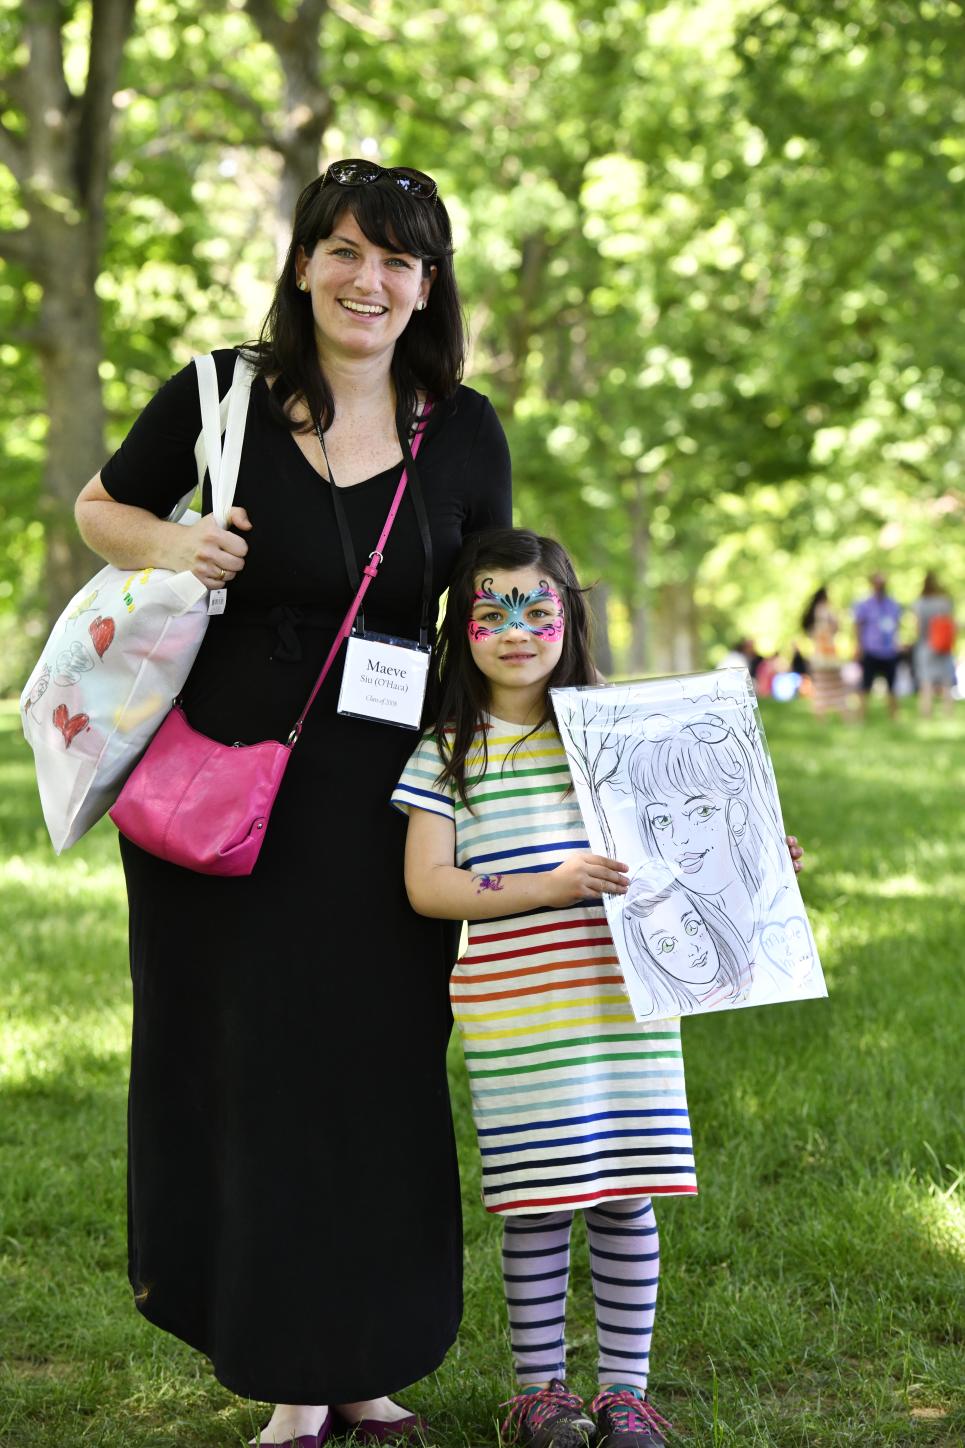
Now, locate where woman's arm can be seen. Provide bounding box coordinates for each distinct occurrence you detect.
[75,473,252,587]
[404,807,629,921]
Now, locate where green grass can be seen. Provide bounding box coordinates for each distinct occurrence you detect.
[2,697,963,1447]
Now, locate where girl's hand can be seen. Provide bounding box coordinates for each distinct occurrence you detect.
[786,835,804,874]
[543,852,630,908]
[177,506,253,588]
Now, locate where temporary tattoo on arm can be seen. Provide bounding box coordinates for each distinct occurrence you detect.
[476,873,504,893]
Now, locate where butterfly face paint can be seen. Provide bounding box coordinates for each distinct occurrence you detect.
[468,579,566,643]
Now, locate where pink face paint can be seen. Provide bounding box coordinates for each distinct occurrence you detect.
[468,579,566,642]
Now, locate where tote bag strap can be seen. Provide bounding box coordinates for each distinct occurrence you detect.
[192,352,256,527]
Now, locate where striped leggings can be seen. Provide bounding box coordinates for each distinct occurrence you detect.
[501,1198,659,1393]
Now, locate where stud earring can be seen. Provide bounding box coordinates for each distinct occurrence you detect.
[416,300,426,311]
[298,279,309,292]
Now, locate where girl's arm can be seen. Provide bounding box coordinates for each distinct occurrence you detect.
[404,808,629,921]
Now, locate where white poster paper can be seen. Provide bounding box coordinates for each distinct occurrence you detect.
[552,668,827,1022]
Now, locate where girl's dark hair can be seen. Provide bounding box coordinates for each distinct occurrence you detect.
[431,527,597,809]
[244,172,465,436]
[801,585,829,633]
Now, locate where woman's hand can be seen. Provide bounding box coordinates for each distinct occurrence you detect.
[786,835,804,874]
[176,506,253,588]
[542,852,630,908]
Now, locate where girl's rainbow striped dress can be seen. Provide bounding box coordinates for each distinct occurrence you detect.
[392,716,697,1215]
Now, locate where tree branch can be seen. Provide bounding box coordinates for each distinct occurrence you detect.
[0,119,27,183]
[19,7,70,145]
[76,0,137,224]
[243,0,294,54]
[0,224,40,271]
[329,0,392,40]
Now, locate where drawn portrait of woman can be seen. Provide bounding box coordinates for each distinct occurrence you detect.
[628,713,788,944]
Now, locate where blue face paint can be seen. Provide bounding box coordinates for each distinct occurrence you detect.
[468,579,565,643]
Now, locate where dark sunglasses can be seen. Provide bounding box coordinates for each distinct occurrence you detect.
[321,159,438,200]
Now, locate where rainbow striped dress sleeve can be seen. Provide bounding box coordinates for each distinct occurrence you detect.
[391,732,455,821]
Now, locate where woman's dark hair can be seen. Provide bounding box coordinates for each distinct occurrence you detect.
[801,585,829,633]
[921,571,942,596]
[244,171,465,436]
[430,528,597,809]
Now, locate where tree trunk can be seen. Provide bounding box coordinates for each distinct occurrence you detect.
[0,0,137,622]
[244,0,332,269]
[588,578,614,677]
[36,273,107,613]
[626,476,650,674]
[651,579,700,674]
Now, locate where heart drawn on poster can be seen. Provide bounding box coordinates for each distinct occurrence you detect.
[53,703,90,747]
[88,615,115,658]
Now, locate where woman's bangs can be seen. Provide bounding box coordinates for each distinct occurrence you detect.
[343,184,446,260]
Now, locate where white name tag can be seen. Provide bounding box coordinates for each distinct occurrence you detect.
[337,631,431,730]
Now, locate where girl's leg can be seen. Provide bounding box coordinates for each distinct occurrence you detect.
[584,1197,659,1395]
[502,1209,575,1385]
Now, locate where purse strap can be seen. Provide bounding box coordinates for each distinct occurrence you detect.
[286,400,434,746]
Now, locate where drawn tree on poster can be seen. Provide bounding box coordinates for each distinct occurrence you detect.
[557,694,636,858]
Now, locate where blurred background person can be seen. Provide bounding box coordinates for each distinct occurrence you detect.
[801,586,847,721]
[853,572,902,721]
[911,572,956,717]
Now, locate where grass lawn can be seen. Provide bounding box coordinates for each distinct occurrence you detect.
[1,696,963,1447]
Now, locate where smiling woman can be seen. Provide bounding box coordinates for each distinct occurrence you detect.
[71,161,512,1446]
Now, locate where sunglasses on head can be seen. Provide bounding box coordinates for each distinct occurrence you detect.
[321,159,438,200]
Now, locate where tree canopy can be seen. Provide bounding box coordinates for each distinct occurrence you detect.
[1,0,962,690]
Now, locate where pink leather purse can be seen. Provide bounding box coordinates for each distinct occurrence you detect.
[109,404,432,876]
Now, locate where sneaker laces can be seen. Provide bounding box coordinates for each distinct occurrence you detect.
[590,1388,672,1437]
[501,1383,588,1439]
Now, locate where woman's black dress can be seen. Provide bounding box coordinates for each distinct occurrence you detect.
[100,350,512,1403]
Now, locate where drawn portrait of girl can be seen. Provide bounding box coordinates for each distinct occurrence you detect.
[627,713,788,945]
[620,860,750,1017]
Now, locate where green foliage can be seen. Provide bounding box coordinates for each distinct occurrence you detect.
[1,0,964,680]
[2,700,963,1444]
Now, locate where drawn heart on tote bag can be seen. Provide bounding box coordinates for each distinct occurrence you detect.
[88,615,116,658]
[53,704,90,748]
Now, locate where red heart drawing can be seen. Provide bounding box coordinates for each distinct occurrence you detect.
[53,703,90,747]
[89,615,115,658]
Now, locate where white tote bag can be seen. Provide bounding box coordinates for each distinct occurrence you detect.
[20,352,255,853]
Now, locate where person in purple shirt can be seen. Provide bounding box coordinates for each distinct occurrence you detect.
[853,572,903,720]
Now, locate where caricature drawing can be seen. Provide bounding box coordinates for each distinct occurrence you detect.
[552,669,826,1022]
[629,713,788,943]
[622,860,750,1018]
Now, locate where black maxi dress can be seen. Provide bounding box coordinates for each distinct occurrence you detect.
[100,349,512,1403]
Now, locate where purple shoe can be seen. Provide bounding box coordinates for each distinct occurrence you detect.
[254,1414,334,1447]
[331,1407,427,1444]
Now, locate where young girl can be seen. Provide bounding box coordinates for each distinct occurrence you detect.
[391,529,802,1448]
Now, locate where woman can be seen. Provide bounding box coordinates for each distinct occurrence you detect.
[801,585,847,720]
[74,161,512,1446]
[911,572,956,718]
